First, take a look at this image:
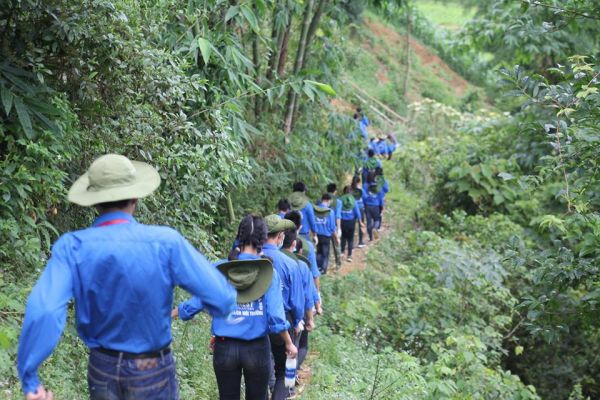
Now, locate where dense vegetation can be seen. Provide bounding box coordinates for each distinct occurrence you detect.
[1,0,599,399]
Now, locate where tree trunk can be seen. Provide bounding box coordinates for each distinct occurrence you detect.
[290,0,328,130]
[283,0,314,135]
[403,5,411,96]
[276,19,293,76]
[253,22,261,119]
[266,2,285,82]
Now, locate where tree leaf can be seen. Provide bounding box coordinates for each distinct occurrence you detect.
[1,84,14,116]
[14,96,34,138]
[304,80,337,96]
[240,5,259,32]
[197,38,212,65]
[224,6,239,22]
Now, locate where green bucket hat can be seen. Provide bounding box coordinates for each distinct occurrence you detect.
[264,214,296,234]
[289,192,309,211]
[352,188,363,200]
[297,253,311,267]
[68,154,161,206]
[313,204,331,217]
[217,259,273,303]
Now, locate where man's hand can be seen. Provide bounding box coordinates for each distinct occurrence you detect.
[285,342,298,359]
[315,302,323,316]
[171,308,179,319]
[26,385,53,400]
[306,318,315,332]
[313,234,319,246]
[294,320,305,335]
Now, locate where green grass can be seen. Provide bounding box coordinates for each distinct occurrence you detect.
[415,0,476,31]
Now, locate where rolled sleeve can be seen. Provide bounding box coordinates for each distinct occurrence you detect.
[178,297,204,321]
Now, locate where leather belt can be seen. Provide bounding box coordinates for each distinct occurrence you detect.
[96,346,171,359]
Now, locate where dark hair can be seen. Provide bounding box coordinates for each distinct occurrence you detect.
[351,175,361,188]
[295,236,304,254]
[229,215,267,260]
[356,107,362,113]
[96,199,133,211]
[284,210,302,230]
[375,166,383,176]
[282,229,297,249]
[293,182,306,193]
[277,198,290,212]
[326,183,337,193]
[321,193,332,202]
[367,170,376,184]
[367,149,375,157]
[353,113,359,119]
[343,185,352,194]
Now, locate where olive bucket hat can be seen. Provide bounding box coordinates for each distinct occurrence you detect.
[289,192,309,211]
[264,214,296,234]
[313,204,331,217]
[68,154,161,206]
[217,259,273,304]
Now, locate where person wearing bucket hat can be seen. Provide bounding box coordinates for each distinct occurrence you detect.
[363,173,385,242]
[17,154,237,400]
[175,215,296,400]
[314,195,336,274]
[352,175,367,248]
[284,211,322,315]
[339,185,365,262]
[262,214,306,400]
[280,229,317,396]
[325,183,343,270]
[289,182,320,301]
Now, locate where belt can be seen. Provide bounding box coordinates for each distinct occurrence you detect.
[96,346,171,359]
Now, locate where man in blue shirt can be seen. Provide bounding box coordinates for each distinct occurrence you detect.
[262,215,306,400]
[314,195,336,274]
[17,154,237,400]
[277,198,291,219]
[326,183,343,271]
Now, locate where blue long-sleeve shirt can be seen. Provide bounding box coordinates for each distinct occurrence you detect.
[178,253,290,339]
[314,205,336,237]
[363,186,385,207]
[17,211,236,395]
[281,251,316,313]
[298,201,317,236]
[341,201,362,221]
[262,243,305,327]
[377,141,388,155]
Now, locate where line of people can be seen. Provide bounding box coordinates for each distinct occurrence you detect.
[16,144,391,399]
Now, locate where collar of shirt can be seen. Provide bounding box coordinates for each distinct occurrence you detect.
[238,252,260,261]
[263,243,278,251]
[92,211,136,227]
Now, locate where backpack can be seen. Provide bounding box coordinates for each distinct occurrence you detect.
[365,157,379,171]
[341,193,356,211]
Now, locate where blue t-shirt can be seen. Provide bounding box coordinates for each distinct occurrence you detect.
[314,205,336,237]
[178,253,290,340]
[363,185,384,207]
[262,243,305,327]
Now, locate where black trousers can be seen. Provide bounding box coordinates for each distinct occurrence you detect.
[357,206,365,244]
[365,205,381,241]
[316,235,332,274]
[341,219,356,257]
[213,336,270,400]
[297,330,309,369]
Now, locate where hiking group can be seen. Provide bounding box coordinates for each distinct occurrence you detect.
[16,108,394,400]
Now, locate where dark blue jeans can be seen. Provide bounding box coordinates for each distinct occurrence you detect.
[365,205,381,241]
[213,336,271,400]
[316,235,331,274]
[88,348,178,400]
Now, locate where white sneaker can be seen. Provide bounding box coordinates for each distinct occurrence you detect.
[357,243,366,248]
